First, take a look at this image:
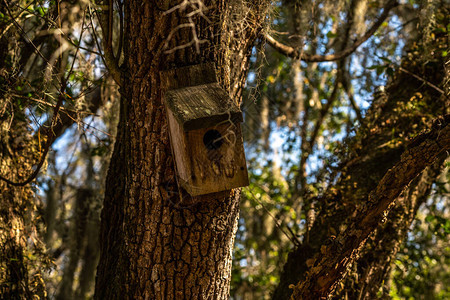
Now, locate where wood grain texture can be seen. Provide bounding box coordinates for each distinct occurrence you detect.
[186,123,248,196]
[165,83,243,131]
[167,103,248,196]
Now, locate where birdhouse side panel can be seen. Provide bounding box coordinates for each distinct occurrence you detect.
[182,122,249,196]
[166,109,192,183]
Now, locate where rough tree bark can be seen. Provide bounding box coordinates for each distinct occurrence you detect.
[273,3,449,299]
[335,157,446,299]
[94,1,269,299]
[291,117,449,299]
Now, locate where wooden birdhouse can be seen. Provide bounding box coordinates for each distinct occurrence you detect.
[163,63,249,196]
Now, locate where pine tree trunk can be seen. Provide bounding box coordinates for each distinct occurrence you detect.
[94,1,268,299]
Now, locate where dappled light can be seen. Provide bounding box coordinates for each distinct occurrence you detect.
[0,1,448,299]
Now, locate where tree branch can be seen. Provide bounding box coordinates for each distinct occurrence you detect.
[0,92,66,186]
[400,67,445,94]
[91,3,122,86]
[290,114,450,299]
[341,70,364,124]
[266,0,398,62]
[350,155,445,299]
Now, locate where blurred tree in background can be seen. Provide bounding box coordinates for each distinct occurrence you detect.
[0,1,118,298]
[0,0,448,299]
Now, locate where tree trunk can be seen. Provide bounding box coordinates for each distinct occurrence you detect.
[334,157,445,299]
[0,100,47,299]
[95,1,269,299]
[0,7,49,298]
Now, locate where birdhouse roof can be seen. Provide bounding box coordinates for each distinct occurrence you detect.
[165,83,243,131]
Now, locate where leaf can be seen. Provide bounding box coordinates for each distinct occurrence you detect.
[386,67,394,76]
[425,215,434,223]
[444,220,450,234]
[327,31,337,39]
[376,66,385,76]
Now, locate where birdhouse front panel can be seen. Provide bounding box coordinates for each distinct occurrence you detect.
[182,122,248,196]
[163,63,249,196]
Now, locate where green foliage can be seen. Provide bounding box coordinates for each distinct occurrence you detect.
[232,157,295,298]
[390,172,450,300]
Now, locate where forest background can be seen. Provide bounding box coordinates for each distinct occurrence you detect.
[0,0,449,299]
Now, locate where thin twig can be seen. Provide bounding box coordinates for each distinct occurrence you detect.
[399,67,445,95]
[7,93,72,113]
[0,92,67,186]
[245,186,301,247]
[3,0,63,87]
[65,8,87,84]
[163,0,210,54]
[0,1,34,39]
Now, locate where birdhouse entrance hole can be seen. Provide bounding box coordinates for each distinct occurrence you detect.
[203,129,223,150]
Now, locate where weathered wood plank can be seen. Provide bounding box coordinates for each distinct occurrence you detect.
[165,83,243,131]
